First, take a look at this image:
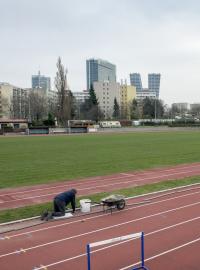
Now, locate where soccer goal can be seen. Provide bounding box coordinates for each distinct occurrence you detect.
[86,231,149,270]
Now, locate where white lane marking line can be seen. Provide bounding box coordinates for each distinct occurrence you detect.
[0,171,156,198]
[4,189,200,239]
[1,201,200,258]
[141,185,200,201]
[1,182,199,227]
[119,237,200,270]
[1,168,200,204]
[120,173,133,176]
[1,162,200,198]
[33,219,200,270]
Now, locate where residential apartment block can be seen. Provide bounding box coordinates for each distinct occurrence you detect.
[0,83,13,118]
[120,84,136,119]
[0,83,30,119]
[93,81,120,119]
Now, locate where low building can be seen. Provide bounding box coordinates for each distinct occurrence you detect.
[0,118,28,132]
[172,103,189,112]
[136,88,157,101]
[190,103,200,111]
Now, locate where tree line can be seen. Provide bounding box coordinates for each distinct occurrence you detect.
[11,57,167,126]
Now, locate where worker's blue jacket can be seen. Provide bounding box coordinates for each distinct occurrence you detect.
[54,189,76,211]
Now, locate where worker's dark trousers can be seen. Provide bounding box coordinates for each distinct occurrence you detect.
[53,198,66,216]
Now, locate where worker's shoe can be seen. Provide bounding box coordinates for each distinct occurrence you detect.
[45,212,53,221]
[40,210,49,221]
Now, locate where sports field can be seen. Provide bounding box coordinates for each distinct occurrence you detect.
[1,131,200,188]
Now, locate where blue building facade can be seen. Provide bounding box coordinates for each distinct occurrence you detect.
[130,73,143,92]
[148,73,161,98]
[32,71,51,92]
[86,59,116,90]
[130,73,161,98]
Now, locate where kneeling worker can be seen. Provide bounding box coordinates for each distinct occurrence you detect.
[43,189,77,220]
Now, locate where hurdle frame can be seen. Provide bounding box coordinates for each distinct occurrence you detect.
[86,231,149,270]
[132,232,149,270]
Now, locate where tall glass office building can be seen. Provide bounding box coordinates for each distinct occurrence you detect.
[130,73,143,92]
[130,73,161,98]
[32,71,51,92]
[148,73,161,98]
[86,59,116,90]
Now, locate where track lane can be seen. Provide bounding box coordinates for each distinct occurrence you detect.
[0,186,199,269]
[1,162,200,209]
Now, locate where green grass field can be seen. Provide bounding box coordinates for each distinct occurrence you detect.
[1,131,200,188]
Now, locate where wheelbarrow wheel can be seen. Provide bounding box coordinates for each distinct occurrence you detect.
[116,199,125,210]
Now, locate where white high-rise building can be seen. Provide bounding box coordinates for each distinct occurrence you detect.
[93,81,120,119]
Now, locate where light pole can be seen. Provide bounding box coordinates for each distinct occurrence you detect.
[154,97,157,122]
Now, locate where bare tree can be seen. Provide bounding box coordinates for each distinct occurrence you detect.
[47,96,58,120]
[28,91,48,122]
[55,57,72,126]
[11,91,29,119]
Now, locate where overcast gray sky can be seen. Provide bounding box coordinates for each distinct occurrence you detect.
[1,0,200,104]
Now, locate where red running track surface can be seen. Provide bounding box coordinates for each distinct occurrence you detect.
[0,185,199,269]
[1,162,200,210]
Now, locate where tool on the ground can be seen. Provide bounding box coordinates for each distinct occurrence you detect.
[101,194,126,214]
[90,194,126,214]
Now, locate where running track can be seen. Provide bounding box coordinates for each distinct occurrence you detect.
[1,162,200,210]
[0,184,199,269]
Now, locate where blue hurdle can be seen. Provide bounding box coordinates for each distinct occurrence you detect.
[86,231,149,270]
[132,232,149,270]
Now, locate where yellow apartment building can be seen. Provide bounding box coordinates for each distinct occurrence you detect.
[120,84,136,119]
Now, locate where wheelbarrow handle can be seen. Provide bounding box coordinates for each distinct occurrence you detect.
[84,201,101,205]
